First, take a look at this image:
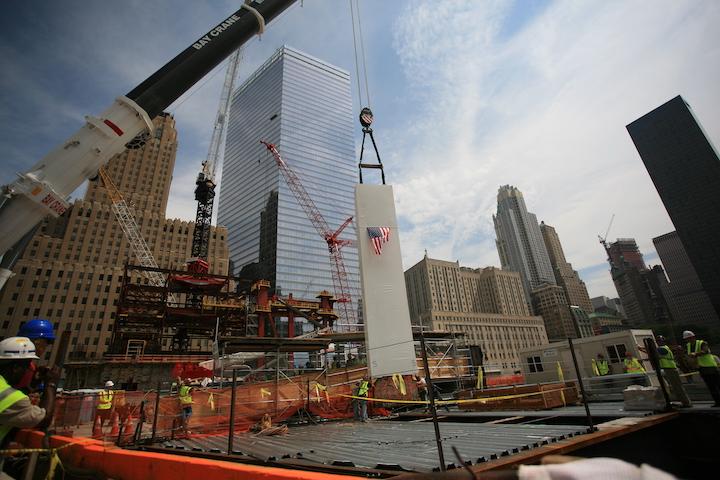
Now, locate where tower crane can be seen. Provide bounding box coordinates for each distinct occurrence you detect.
[260,141,358,331]
[97,167,176,303]
[188,48,243,274]
[598,213,615,251]
[0,0,296,291]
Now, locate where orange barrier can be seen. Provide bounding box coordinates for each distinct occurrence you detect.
[486,374,525,387]
[14,430,350,480]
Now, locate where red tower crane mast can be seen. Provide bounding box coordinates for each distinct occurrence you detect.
[260,141,357,331]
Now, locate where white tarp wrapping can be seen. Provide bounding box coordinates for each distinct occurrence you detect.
[355,184,417,378]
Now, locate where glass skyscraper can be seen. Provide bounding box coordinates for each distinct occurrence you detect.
[218,46,360,330]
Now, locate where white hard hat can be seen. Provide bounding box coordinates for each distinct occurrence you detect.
[682,330,695,339]
[105,380,114,388]
[0,337,39,360]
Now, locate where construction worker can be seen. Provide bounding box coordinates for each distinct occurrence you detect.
[416,376,428,405]
[178,378,194,435]
[683,330,720,406]
[623,351,646,374]
[353,377,370,422]
[0,337,58,448]
[15,319,56,393]
[654,335,691,407]
[95,380,115,430]
[592,353,610,376]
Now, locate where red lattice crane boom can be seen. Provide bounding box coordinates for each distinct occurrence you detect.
[260,141,357,331]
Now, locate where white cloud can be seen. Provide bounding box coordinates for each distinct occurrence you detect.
[390,0,720,297]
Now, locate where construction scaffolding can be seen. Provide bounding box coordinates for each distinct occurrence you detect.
[109,264,339,357]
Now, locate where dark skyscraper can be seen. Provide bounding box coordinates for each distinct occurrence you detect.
[627,96,720,321]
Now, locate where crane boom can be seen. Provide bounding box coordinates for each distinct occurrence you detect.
[191,48,243,265]
[98,168,176,302]
[0,0,296,287]
[260,141,358,330]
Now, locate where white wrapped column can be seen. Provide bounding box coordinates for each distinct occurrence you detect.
[355,184,417,378]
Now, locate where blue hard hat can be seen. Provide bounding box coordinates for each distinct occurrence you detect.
[18,319,56,340]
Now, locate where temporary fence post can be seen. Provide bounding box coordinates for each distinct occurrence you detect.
[275,347,280,416]
[228,369,237,454]
[420,329,446,471]
[643,337,672,410]
[306,378,311,410]
[567,338,594,431]
[151,381,161,443]
[134,400,146,444]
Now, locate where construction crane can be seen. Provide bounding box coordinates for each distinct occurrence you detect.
[260,141,357,331]
[98,168,177,302]
[598,213,615,250]
[188,48,243,274]
[0,0,297,291]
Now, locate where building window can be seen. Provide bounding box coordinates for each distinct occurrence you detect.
[606,344,627,364]
[527,356,544,373]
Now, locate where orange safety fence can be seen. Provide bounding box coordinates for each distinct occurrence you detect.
[51,373,420,445]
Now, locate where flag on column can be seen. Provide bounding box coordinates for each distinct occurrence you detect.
[367,227,391,255]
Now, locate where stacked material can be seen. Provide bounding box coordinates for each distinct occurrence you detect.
[623,386,665,411]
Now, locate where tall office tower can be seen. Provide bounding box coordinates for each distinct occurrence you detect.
[627,96,720,320]
[540,222,593,313]
[494,185,555,307]
[404,255,548,373]
[653,231,719,336]
[219,46,360,330]
[603,238,672,329]
[0,114,229,363]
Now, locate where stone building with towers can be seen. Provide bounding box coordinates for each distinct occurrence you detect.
[0,113,229,364]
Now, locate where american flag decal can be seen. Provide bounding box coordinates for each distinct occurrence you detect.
[367,227,391,255]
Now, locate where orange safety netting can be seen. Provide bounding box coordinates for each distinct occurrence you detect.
[52,372,420,445]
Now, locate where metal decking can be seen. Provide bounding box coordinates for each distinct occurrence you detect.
[160,420,591,472]
[398,402,655,421]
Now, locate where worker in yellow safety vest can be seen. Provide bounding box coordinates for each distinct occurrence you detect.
[683,330,720,407]
[0,337,58,448]
[95,380,115,429]
[178,378,194,435]
[592,354,610,376]
[653,335,692,407]
[353,377,370,422]
[623,352,645,374]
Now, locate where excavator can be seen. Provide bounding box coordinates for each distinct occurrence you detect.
[0,0,297,290]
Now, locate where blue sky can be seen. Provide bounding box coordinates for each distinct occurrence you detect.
[1,0,719,299]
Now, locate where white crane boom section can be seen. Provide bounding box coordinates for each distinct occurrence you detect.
[199,49,243,184]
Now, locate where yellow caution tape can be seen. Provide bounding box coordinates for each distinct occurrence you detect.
[313,383,330,403]
[0,438,99,480]
[338,386,573,406]
[392,374,407,395]
[557,362,566,406]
